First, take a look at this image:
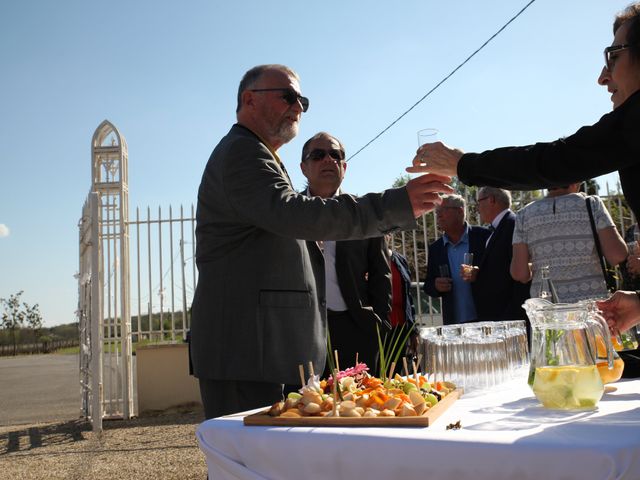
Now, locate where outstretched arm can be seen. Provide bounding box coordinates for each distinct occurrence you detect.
[597,291,640,334]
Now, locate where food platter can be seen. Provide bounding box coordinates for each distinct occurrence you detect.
[244,387,462,427]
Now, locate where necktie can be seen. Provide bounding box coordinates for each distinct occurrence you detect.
[486,224,495,247]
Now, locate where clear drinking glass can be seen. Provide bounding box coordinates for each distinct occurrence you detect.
[419,326,445,384]
[461,252,474,278]
[417,128,439,147]
[461,322,488,391]
[438,264,451,278]
[415,129,439,170]
[505,320,530,376]
[441,324,466,388]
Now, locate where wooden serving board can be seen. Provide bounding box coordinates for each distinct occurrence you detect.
[243,388,462,427]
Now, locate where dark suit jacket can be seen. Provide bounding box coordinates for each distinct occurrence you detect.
[423,224,491,324]
[335,237,391,329]
[190,124,416,385]
[473,211,530,321]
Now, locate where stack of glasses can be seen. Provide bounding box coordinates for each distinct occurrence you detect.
[419,321,529,392]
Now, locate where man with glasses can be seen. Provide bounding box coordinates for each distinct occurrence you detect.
[299,132,390,376]
[467,187,530,322]
[423,194,490,324]
[191,64,453,418]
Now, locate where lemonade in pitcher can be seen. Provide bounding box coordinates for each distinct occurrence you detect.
[533,365,604,409]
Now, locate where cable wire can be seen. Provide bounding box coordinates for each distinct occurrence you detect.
[347,0,538,162]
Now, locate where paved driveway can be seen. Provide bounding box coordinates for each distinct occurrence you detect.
[0,354,80,426]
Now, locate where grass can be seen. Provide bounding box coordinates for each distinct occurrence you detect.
[56,346,81,355]
[55,338,186,356]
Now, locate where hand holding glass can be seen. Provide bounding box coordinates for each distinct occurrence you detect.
[439,264,451,278]
[436,265,452,293]
[414,129,439,170]
[461,252,475,279]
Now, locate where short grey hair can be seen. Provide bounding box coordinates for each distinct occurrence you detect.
[236,64,300,113]
[440,193,466,209]
[440,194,467,220]
[478,187,511,208]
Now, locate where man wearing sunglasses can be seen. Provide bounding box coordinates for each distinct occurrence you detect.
[299,132,391,377]
[190,64,453,419]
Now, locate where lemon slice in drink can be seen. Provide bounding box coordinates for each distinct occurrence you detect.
[535,384,572,409]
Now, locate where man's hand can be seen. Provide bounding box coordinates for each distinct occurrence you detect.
[405,173,454,218]
[626,255,640,276]
[597,291,640,334]
[435,277,452,293]
[406,141,464,178]
[460,265,479,283]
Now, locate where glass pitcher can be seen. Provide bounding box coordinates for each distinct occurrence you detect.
[523,298,614,410]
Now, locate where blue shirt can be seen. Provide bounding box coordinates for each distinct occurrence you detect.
[443,224,477,324]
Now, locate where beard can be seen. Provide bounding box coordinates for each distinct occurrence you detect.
[271,119,299,145]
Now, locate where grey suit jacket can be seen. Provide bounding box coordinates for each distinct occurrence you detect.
[190,124,416,385]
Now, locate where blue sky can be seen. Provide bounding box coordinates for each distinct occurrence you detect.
[0,0,631,326]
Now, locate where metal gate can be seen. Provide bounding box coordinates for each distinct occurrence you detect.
[78,120,133,431]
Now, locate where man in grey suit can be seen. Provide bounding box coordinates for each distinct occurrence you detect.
[300,132,391,377]
[191,64,452,419]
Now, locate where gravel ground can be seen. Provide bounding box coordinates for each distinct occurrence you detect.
[0,404,208,480]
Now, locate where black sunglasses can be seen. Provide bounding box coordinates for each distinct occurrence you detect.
[250,88,309,112]
[604,44,630,70]
[305,148,345,162]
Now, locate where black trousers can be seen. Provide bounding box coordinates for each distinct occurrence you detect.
[323,310,379,378]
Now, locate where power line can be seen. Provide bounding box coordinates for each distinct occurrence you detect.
[347,0,538,162]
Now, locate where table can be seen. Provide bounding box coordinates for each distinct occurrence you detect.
[197,378,640,480]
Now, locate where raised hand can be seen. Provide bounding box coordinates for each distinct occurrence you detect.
[404,172,454,218]
[406,141,463,177]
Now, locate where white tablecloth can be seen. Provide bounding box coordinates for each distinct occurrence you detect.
[197,378,640,480]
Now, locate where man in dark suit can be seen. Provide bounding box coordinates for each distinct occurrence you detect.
[468,187,530,320]
[300,132,391,375]
[423,194,491,324]
[190,64,453,418]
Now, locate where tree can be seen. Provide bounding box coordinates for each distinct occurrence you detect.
[585,178,600,196]
[1,291,26,356]
[392,174,411,188]
[24,303,43,348]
